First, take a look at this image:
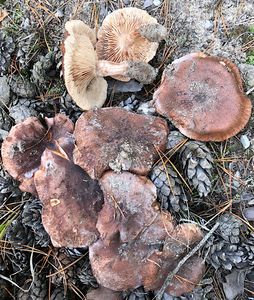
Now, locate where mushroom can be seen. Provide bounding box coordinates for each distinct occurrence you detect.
[34,145,104,248]
[89,171,204,295]
[1,114,73,194]
[62,20,157,110]
[73,107,169,179]
[86,286,122,300]
[153,52,252,141]
[96,7,166,81]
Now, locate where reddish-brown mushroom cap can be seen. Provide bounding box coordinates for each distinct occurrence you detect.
[153,52,252,141]
[97,171,173,244]
[89,171,204,294]
[34,146,104,248]
[1,114,73,194]
[165,256,205,296]
[86,286,122,300]
[73,107,169,179]
[96,7,160,81]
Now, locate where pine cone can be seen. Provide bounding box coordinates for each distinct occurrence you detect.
[76,256,98,288]
[22,198,50,247]
[59,93,82,123]
[150,162,188,212]
[166,131,186,151]
[6,216,34,246]
[9,249,29,274]
[0,31,15,76]
[218,214,243,244]
[123,287,151,300]
[0,168,21,205]
[31,51,56,89]
[208,237,254,270]
[51,249,77,287]
[179,141,213,197]
[0,279,12,300]
[119,96,140,112]
[17,272,48,300]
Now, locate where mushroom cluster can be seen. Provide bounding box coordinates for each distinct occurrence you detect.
[1,108,205,296]
[62,8,167,110]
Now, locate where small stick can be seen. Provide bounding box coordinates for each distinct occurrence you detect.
[155,222,220,300]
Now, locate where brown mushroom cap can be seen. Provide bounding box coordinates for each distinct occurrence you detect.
[62,20,108,110]
[96,7,159,81]
[153,52,252,141]
[1,114,73,194]
[73,107,169,179]
[86,286,122,300]
[89,171,204,293]
[34,146,104,248]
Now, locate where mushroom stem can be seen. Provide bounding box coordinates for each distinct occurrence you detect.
[97,60,130,77]
[139,23,167,42]
[97,60,157,84]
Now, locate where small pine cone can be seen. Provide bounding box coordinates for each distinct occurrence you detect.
[208,241,246,270]
[136,101,156,116]
[0,170,21,205]
[150,162,188,212]
[31,51,56,89]
[8,249,29,274]
[119,96,140,112]
[76,256,98,288]
[22,198,50,247]
[17,272,48,300]
[180,141,213,197]
[6,216,34,246]
[166,131,186,150]
[0,31,15,76]
[218,214,243,244]
[51,249,77,287]
[123,287,151,300]
[59,93,82,123]
[0,278,12,300]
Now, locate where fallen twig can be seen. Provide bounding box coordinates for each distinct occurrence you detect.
[155,221,220,300]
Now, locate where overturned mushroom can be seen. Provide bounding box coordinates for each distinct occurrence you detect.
[1,114,73,194]
[96,7,166,81]
[89,171,204,295]
[73,107,169,179]
[34,145,104,248]
[62,20,157,110]
[153,53,252,141]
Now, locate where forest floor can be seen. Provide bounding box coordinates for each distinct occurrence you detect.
[0,0,254,299]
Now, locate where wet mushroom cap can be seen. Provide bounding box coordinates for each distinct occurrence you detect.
[96,7,159,81]
[73,107,169,179]
[154,53,252,141]
[89,171,204,293]
[62,20,107,110]
[34,147,104,248]
[1,114,73,194]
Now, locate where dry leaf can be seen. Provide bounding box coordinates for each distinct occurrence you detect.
[0,9,8,27]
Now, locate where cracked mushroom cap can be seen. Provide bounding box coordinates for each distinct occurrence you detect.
[1,114,73,194]
[96,7,159,81]
[89,171,204,294]
[34,146,104,248]
[153,53,252,141]
[62,20,107,110]
[73,107,169,179]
